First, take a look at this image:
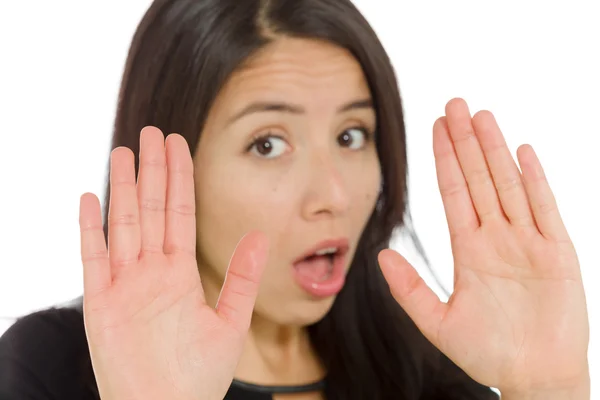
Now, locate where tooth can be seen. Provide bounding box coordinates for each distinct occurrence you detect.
[315,247,337,256]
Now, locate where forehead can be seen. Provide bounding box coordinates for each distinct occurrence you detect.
[214,37,371,115]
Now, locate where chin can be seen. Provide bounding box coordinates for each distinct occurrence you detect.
[256,294,338,327]
[294,296,337,326]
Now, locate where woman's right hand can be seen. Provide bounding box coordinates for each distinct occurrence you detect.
[78,126,269,400]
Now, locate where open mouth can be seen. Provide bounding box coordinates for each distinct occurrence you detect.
[293,245,347,282]
[305,247,338,262]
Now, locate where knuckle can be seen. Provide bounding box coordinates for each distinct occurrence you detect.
[80,223,103,233]
[139,198,166,212]
[467,168,493,186]
[163,243,195,257]
[141,244,164,254]
[510,215,534,228]
[477,208,500,221]
[140,158,165,168]
[452,129,476,144]
[535,201,557,215]
[111,257,138,269]
[108,213,139,226]
[81,252,108,264]
[167,203,195,216]
[227,267,260,286]
[495,177,523,193]
[439,182,468,198]
[170,168,194,180]
[110,180,136,189]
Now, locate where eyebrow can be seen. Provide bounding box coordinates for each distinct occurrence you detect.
[226,98,374,126]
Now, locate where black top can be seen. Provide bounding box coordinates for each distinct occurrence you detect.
[0,299,499,399]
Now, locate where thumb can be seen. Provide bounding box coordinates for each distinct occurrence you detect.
[378,249,448,348]
[216,231,269,333]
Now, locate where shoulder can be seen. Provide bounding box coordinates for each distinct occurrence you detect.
[1,297,85,351]
[0,296,99,400]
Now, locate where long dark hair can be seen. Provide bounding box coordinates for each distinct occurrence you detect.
[84,0,496,398]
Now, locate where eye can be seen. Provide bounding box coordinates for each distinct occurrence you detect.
[337,127,371,150]
[248,134,289,159]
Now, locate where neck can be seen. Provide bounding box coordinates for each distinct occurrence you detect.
[235,313,326,386]
[200,264,326,386]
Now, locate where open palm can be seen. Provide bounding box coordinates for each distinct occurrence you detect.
[378,98,589,395]
[79,127,269,400]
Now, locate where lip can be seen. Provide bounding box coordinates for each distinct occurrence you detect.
[293,237,350,264]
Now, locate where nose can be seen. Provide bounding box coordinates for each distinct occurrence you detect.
[300,151,351,220]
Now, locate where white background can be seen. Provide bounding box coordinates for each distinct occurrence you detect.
[0,0,598,394]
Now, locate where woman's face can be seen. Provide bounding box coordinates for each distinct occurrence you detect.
[194,37,381,326]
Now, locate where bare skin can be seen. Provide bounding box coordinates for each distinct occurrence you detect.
[79,38,589,400]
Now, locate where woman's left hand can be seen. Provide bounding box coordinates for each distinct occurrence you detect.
[378,98,589,396]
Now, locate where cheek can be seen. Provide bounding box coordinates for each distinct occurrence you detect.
[193,150,381,274]
[348,157,381,216]
[194,165,298,272]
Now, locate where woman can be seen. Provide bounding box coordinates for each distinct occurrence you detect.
[0,0,590,399]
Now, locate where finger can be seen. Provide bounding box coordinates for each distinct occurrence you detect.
[163,134,197,256]
[79,193,111,295]
[107,147,141,277]
[445,98,504,222]
[517,144,570,242]
[472,111,535,228]
[378,249,448,349]
[137,127,167,253]
[216,231,269,333]
[433,116,479,240]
